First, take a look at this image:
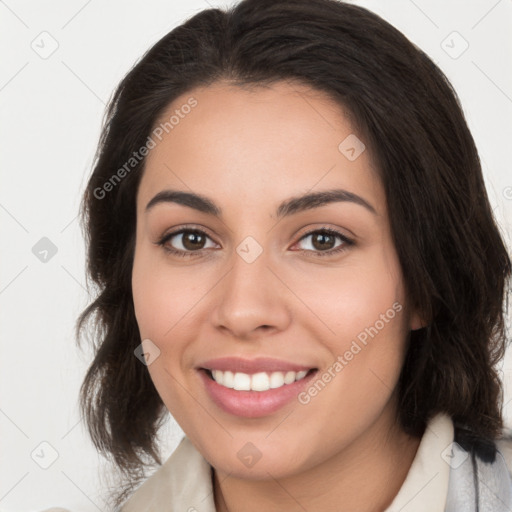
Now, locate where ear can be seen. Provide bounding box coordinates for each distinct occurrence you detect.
[409,310,427,331]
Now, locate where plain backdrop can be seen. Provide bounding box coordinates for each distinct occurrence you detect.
[1,0,511,510]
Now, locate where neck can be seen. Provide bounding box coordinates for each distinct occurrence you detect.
[213,409,421,512]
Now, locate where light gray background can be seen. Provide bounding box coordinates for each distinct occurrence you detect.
[1,0,511,510]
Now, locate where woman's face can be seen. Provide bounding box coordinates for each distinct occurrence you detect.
[132,80,422,479]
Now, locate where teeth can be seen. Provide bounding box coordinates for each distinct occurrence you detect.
[251,372,269,391]
[269,372,284,389]
[223,370,234,388]
[210,369,310,391]
[284,371,296,385]
[233,372,251,391]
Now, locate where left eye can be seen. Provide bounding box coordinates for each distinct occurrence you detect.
[293,229,353,254]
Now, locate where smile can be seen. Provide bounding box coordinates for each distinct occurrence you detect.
[196,357,319,418]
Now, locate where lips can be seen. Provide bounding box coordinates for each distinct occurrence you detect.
[197,357,318,417]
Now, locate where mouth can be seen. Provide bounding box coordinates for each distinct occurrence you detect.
[196,357,319,418]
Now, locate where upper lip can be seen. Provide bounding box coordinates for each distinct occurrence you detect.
[198,357,316,374]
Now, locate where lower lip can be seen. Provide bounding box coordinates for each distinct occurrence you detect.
[198,369,317,418]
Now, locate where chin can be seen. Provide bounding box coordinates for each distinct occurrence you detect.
[198,435,318,481]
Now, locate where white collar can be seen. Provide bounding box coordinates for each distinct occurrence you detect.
[386,412,452,511]
[121,412,454,512]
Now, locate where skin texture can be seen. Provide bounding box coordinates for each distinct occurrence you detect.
[132,80,424,512]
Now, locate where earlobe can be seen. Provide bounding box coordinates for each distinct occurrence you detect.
[409,311,427,331]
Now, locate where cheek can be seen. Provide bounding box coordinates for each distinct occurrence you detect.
[131,245,182,385]
[131,244,218,400]
[287,245,406,346]
[131,247,193,412]
[132,243,204,340]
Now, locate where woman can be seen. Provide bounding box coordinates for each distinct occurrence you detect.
[71,0,512,510]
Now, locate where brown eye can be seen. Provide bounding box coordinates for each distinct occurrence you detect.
[181,231,207,250]
[311,232,336,250]
[293,228,354,257]
[157,228,218,257]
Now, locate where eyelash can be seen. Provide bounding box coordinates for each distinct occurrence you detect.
[156,226,354,259]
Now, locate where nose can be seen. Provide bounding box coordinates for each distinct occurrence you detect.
[211,244,292,341]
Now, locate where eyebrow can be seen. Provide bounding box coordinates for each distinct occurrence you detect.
[145,188,377,217]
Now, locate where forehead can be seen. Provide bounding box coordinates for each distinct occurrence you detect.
[137,80,385,216]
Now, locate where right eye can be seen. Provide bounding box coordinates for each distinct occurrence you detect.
[157,228,219,257]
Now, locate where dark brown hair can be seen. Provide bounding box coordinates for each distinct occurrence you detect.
[77,0,511,504]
